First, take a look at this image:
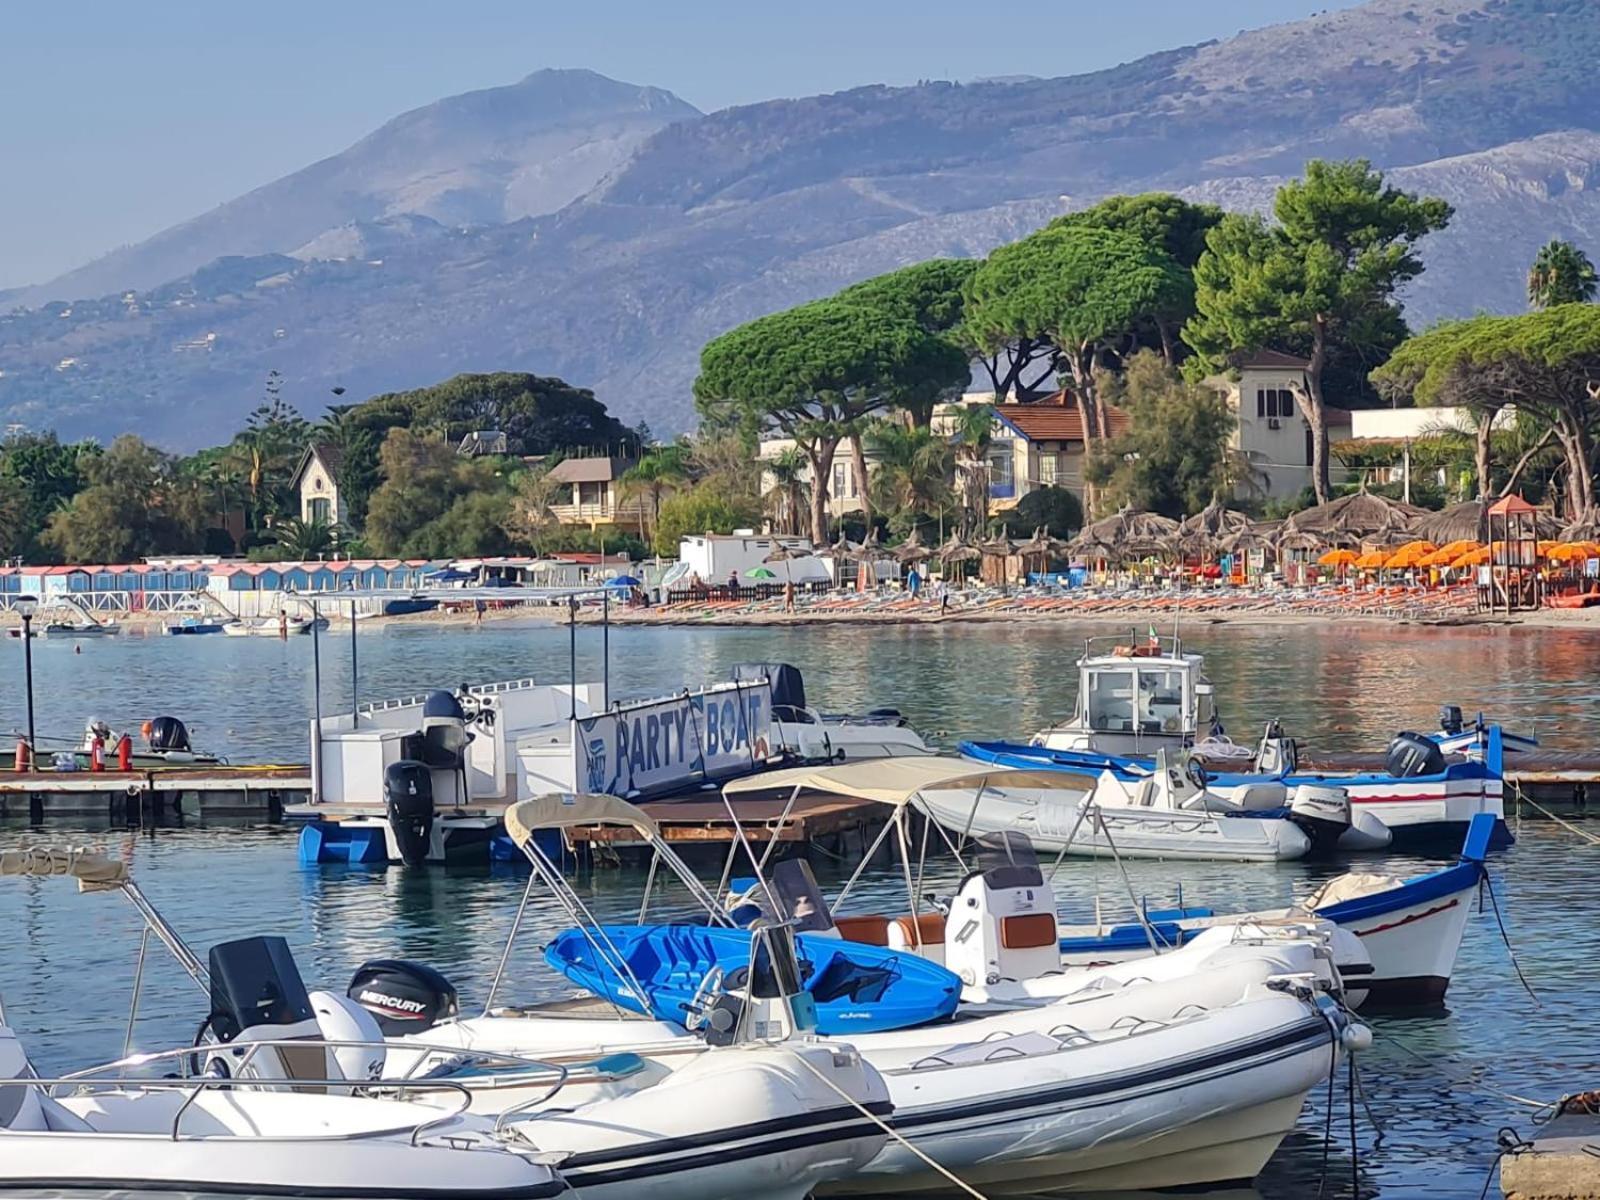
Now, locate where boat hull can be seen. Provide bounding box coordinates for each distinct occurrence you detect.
[916,785,1311,862]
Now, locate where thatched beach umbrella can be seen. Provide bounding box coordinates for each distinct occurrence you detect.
[891,527,931,563]
[1176,500,1251,558]
[1282,490,1426,549]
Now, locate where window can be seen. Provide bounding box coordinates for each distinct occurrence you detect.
[1305,428,1315,466]
[832,462,848,498]
[988,449,1014,498]
[1039,452,1059,486]
[1086,669,1136,733]
[1256,389,1267,418]
[309,497,331,524]
[1257,388,1297,419]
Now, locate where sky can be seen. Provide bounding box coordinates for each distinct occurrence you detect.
[0,0,1367,290]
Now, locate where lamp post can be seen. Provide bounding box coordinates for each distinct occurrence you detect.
[14,594,37,760]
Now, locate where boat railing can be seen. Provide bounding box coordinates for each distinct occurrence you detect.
[358,676,546,716]
[1081,632,1186,661]
[44,1035,590,1141]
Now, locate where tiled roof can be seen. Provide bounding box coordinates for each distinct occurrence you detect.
[996,402,1131,443]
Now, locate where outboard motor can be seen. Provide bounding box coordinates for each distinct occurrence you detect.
[1387,731,1446,778]
[1254,720,1298,776]
[1287,783,1354,855]
[347,960,459,1036]
[202,936,326,1085]
[1438,704,1465,737]
[146,716,193,753]
[383,760,434,866]
[732,662,808,722]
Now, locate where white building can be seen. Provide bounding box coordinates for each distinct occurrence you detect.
[290,444,346,526]
[675,532,829,586]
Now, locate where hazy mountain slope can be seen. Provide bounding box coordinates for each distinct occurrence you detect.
[18,69,699,306]
[4,0,1599,446]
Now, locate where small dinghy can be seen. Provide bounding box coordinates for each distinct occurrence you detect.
[546,922,961,1035]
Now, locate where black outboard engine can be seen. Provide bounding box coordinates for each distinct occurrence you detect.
[1438,705,1465,737]
[384,760,434,867]
[732,662,808,722]
[347,960,459,1035]
[147,715,192,753]
[1387,731,1446,778]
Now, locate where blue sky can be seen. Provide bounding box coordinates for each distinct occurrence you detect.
[0,0,1365,289]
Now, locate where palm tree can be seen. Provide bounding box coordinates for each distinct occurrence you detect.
[1527,239,1598,309]
[761,447,811,536]
[619,445,690,537]
[273,516,341,559]
[867,422,953,523]
[948,403,995,536]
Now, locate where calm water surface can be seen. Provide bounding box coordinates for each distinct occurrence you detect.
[2,619,1599,1199]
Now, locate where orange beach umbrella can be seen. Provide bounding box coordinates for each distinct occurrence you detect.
[1319,549,1358,567]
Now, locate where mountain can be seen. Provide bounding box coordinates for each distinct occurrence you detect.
[16,69,699,306]
[4,0,1600,447]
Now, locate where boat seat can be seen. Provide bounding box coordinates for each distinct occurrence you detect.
[834,915,891,946]
[1000,913,1058,950]
[887,914,947,959]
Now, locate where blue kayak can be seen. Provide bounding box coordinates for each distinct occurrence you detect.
[545,923,961,1035]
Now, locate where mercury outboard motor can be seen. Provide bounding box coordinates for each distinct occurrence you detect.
[1438,704,1465,737]
[147,716,192,753]
[384,760,434,866]
[1387,731,1446,778]
[1287,783,1354,855]
[347,960,459,1035]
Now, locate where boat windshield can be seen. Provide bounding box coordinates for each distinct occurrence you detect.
[769,859,836,933]
[1137,667,1187,734]
[973,830,1044,889]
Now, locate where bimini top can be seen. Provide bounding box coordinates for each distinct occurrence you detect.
[722,756,1084,807]
[504,792,660,846]
[0,846,128,892]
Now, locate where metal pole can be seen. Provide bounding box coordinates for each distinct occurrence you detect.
[568,598,578,720]
[601,589,610,705]
[349,599,359,724]
[21,614,34,752]
[310,600,323,803]
[123,927,151,1058]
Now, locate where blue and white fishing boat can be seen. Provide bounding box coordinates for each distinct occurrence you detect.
[1056,812,1494,1007]
[963,633,1508,845]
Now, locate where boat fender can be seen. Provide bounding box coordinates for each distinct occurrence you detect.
[1341,1023,1374,1053]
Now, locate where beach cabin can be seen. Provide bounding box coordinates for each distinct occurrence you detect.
[676,532,826,586]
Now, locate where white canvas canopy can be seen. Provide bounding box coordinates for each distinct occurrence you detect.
[0,846,128,892]
[721,757,1089,807]
[504,792,660,846]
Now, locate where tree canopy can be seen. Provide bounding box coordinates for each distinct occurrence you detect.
[1372,305,1600,520]
[43,436,201,563]
[1185,158,1452,503]
[695,296,968,542]
[1050,193,1223,270]
[1084,352,1236,519]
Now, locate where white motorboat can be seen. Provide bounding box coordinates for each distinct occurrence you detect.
[0,848,566,1200]
[733,662,932,761]
[226,614,313,635]
[0,842,892,1200]
[372,792,1366,1196]
[723,754,1376,864]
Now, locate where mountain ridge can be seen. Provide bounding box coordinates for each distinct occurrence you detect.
[4,0,1600,447]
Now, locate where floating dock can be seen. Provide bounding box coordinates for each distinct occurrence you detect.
[0,766,311,822]
[1500,1103,1600,1200]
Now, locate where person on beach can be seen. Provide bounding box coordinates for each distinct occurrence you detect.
[938,580,950,616]
[277,609,288,640]
[727,569,740,594]
[907,567,921,599]
[784,579,796,612]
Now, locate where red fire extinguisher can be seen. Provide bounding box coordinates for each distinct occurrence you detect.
[89,734,105,773]
[116,733,133,772]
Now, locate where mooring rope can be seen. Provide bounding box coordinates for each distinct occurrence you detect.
[791,1051,989,1200]
[1512,781,1600,845]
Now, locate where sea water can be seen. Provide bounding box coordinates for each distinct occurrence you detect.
[2,619,1597,1198]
